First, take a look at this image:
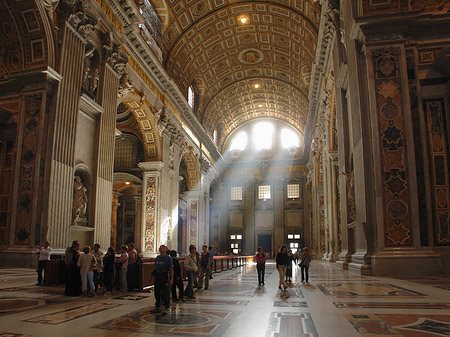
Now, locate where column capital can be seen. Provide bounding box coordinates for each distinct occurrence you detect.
[139,161,164,172]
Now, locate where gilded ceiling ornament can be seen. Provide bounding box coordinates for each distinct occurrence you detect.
[238,48,264,65]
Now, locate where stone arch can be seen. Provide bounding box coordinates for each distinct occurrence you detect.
[0,0,55,78]
[180,148,200,191]
[119,91,162,162]
[113,172,142,193]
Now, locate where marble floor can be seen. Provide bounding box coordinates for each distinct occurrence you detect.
[0,261,449,337]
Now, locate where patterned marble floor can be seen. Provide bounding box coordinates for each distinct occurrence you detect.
[0,262,449,337]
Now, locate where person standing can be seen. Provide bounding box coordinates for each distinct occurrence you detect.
[102,247,115,294]
[286,250,293,283]
[294,250,300,266]
[208,245,216,279]
[77,246,96,296]
[255,247,266,286]
[169,250,184,302]
[35,240,52,286]
[65,240,81,296]
[189,244,200,288]
[276,245,289,290]
[184,245,198,299]
[152,245,173,314]
[116,245,129,293]
[198,244,211,290]
[299,247,312,284]
[127,242,138,291]
[92,243,103,292]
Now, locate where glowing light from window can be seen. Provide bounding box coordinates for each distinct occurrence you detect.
[254,122,273,150]
[281,128,299,149]
[188,86,194,108]
[229,131,247,151]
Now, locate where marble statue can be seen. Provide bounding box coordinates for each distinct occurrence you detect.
[72,176,87,225]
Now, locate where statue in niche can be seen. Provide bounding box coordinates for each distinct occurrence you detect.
[260,161,269,178]
[346,172,356,223]
[72,176,88,225]
[81,44,99,99]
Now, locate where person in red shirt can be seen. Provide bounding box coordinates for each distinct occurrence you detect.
[255,247,266,286]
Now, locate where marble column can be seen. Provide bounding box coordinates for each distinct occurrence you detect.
[134,195,142,252]
[200,178,211,247]
[111,191,121,249]
[274,180,284,254]
[139,161,164,257]
[245,183,255,255]
[187,192,201,249]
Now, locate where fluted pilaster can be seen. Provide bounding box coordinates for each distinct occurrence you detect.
[93,63,121,249]
[47,23,87,249]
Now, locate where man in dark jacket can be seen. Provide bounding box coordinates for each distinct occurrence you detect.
[169,250,184,302]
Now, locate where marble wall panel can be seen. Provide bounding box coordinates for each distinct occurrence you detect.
[372,47,412,247]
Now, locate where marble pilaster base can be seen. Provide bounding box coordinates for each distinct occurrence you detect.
[0,248,39,268]
[370,249,443,277]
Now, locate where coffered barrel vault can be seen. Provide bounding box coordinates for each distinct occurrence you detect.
[158,0,320,146]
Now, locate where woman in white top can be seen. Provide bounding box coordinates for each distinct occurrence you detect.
[77,246,96,296]
[183,246,198,299]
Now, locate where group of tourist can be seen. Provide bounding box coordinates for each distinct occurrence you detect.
[36,239,311,305]
[63,240,140,296]
[150,244,217,314]
[255,245,311,290]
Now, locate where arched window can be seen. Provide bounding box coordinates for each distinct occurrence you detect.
[114,133,144,171]
[281,128,299,149]
[188,86,194,108]
[229,131,247,151]
[253,122,273,150]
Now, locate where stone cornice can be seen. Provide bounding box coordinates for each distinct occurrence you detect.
[302,1,338,161]
[139,161,164,172]
[357,11,450,44]
[79,93,103,120]
[104,0,222,163]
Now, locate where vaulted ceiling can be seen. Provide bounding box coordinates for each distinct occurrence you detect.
[151,0,321,150]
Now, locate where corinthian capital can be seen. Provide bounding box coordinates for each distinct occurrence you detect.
[103,32,128,76]
[67,10,96,38]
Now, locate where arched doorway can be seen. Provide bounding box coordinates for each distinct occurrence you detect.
[112,128,144,251]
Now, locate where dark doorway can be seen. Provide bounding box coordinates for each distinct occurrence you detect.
[258,234,272,257]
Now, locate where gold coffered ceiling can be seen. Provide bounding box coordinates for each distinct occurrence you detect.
[155,0,320,149]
